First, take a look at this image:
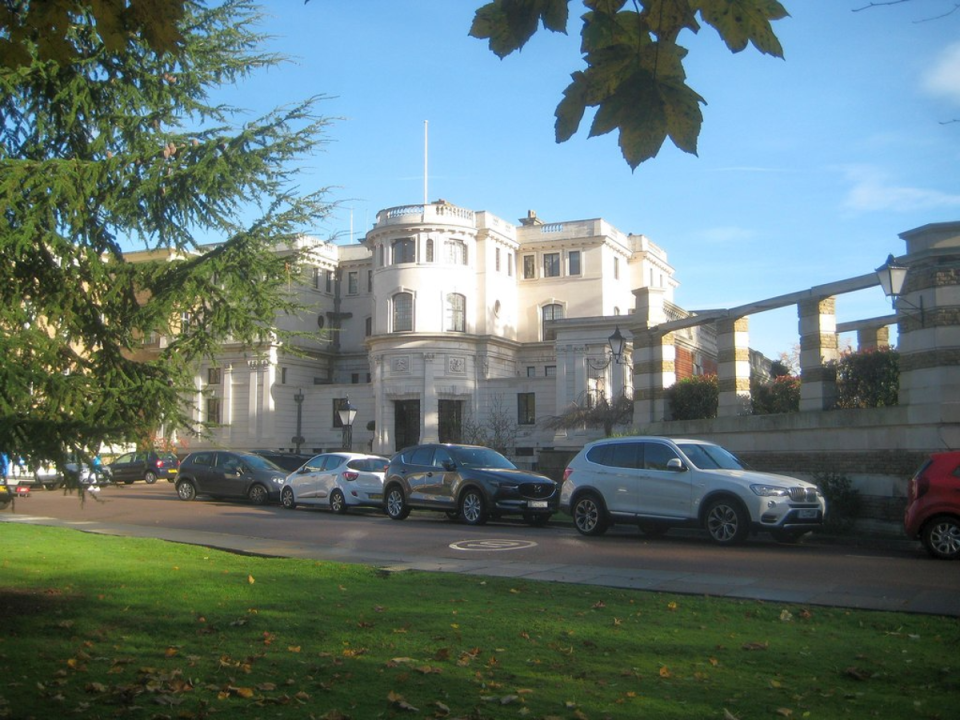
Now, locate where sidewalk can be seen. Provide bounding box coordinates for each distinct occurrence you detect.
[3,513,956,617]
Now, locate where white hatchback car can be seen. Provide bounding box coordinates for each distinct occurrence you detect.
[560,436,825,545]
[280,452,389,514]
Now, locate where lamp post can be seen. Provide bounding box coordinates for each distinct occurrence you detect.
[876,254,924,327]
[338,396,357,452]
[292,388,305,454]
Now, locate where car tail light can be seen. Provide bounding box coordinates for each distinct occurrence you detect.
[343,471,359,481]
[563,468,573,482]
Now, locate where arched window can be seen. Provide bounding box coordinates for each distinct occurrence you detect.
[541,303,564,341]
[426,238,435,262]
[392,238,416,265]
[393,292,413,332]
[445,239,467,265]
[446,293,465,332]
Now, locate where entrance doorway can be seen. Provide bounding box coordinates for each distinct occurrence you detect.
[438,400,463,443]
[394,400,420,451]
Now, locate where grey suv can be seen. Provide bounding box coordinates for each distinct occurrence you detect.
[560,436,825,545]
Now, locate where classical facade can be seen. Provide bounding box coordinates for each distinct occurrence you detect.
[181,200,703,464]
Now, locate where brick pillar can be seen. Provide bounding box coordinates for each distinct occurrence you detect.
[717,316,752,416]
[857,326,890,351]
[633,330,676,424]
[798,297,838,411]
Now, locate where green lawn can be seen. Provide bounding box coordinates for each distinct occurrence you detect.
[0,524,956,719]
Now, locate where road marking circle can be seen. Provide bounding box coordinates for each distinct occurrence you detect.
[449,539,537,552]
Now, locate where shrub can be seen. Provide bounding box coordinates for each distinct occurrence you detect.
[813,471,861,533]
[836,348,899,408]
[667,375,718,421]
[751,374,800,415]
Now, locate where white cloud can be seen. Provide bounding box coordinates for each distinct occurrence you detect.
[840,165,960,213]
[923,41,960,105]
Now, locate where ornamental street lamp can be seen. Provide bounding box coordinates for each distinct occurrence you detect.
[292,388,305,454]
[876,254,924,327]
[338,396,357,452]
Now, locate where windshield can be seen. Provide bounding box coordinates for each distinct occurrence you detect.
[450,447,517,470]
[677,443,745,471]
[241,454,283,471]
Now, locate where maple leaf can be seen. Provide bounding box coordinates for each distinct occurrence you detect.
[469,0,570,58]
[247,575,255,584]
[387,690,419,712]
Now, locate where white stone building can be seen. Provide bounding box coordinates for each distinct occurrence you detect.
[186,200,687,465]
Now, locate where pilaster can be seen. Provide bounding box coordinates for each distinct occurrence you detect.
[798,297,838,411]
[716,317,751,417]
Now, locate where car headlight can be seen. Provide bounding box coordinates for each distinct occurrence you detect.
[272,477,283,485]
[750,484,789,497]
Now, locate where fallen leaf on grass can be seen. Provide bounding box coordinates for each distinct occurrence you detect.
[775,709,793,717]
[387,690,418,712]
[247,575,255,584]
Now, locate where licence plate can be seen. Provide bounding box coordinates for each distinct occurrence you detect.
[797,508,818,519]
[168,469,178,474]
[528,500,548,509]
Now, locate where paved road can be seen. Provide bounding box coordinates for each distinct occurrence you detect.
[2,482,958,616]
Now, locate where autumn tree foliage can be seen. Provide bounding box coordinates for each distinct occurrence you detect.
[836,348,900,408]
[0,1,333,469]
[666,374,718,421]
[471,0,789,169]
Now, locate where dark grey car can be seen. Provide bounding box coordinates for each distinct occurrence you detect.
[383,444,558,526]
[175,450,286,505]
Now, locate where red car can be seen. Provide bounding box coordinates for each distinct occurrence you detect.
[904,452,960,560]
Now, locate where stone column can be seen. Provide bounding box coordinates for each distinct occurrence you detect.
[797,297,839,411]
[631,287,674,424]
[421,352,438,443]
[896,222,960,447]
[716,316,752,417]
[857,326,890,351]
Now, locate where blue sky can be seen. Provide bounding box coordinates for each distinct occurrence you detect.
[214,1,960,359]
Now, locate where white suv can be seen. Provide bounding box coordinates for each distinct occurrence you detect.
[560,436,825,545]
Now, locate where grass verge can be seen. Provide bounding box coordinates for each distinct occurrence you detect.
[0,524,956,719]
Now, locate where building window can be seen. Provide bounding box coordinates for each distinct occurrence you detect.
[614,256,620,280]
[393,292,413,332]
[446,239,467,265]
[568,250,581,276]
[392,238,416,265]
[325,269,333,293]
[446,293,466,332]
[426,238,434,262]
[518,393,536,425]
[206,397,221,425]
[313,267,321,289]
[347,271,359,295]
[508,252,514,277]
[526,366,536,377]
[365,316,372,337]
[543,252,560,277]
[367,270,373,292]
[523,255,535,279]
[280,367,287,385]
[351,373,360,384]
[541,303,563,341]
[545,365,556,377]
[495,247,501,272]
[378,244,385,266]
[207,367,221,385]
[332,398,346,428]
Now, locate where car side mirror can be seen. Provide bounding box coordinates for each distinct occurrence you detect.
[441,460,456,471]
[666,458,685,472]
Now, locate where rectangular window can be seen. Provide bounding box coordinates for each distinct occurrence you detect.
[614,256,620,280]
[543,252,560,277]
[545,365,556,377]
[207,367,221,385]
[508,252,514,277]
[351,373,360,384]
[347,271,359,295]
[365,316,372,336]
[281,367,287,384]
[206,397,221,424]
[313,267,321,289]
[517,393,536,425]
[568,250,581,276]
[526,366,536,377]
[325,269,333,293]
[495,247,501,272]
[523,255,536,279]
[367,270,373,292]
[332,398,346,428]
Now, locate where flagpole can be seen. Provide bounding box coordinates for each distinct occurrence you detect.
[424,120,428,207]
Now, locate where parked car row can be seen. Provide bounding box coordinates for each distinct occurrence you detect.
[168,437,845,549]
